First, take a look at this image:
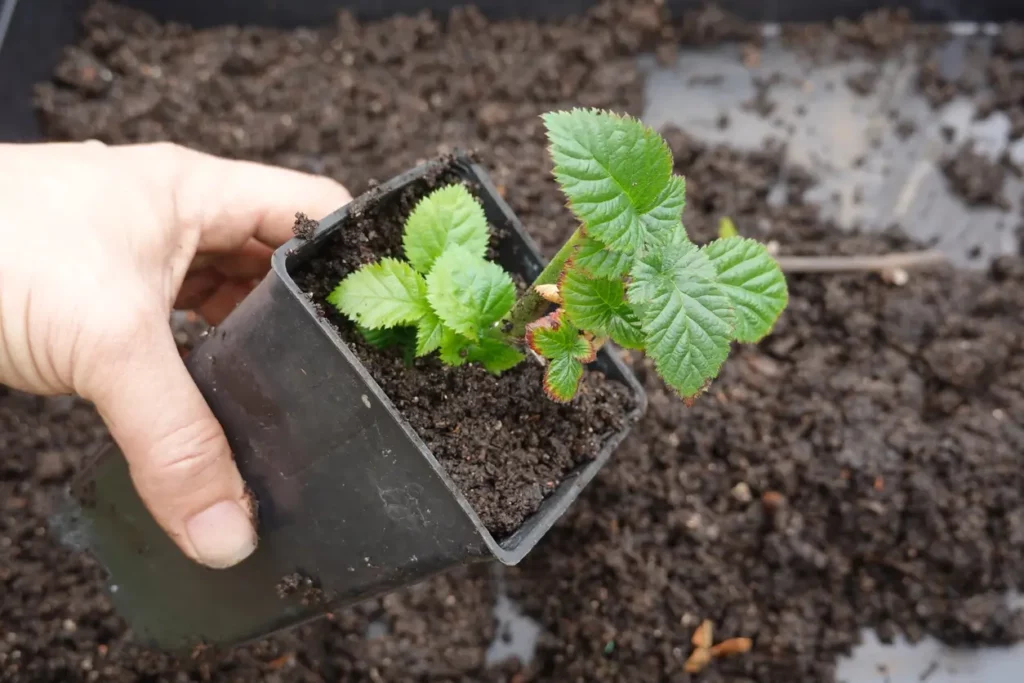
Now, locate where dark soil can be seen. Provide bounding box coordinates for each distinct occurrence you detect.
[291,212,318,241]
[781,8,945,62]
[895,118,917,140]
[509,129,1024,683]
[5,2,1023,683]
[276,572,334,607]
[914,22,1024,140]
[289,161,636,538]
[940,141,1011,209]
[846,68,881,96]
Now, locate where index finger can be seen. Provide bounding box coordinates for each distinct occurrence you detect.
[126,143,353,251]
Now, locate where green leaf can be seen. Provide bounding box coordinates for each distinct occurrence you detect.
[466,335,525,374]
[415,309,445,357]
[425,246,516,340]
[356,325,416,366]
[718,216,738,239]
[572,234,634,279]
[436,328,523,373]
[527,312,595,362]
[358,324,416,350]
[545,355,585,403]
[543,109,685,254]
[526,312,595,402]
[628,239,736,398]
[560,268,645,349]
[402,184,490,274]
[702,236,788,343]
[328,258,429,329]
[438,328,471,366]
[627,227,714,308]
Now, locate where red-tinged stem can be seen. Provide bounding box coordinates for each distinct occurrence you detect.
[503,228,584,339]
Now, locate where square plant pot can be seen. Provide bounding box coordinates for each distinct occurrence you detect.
[60,153,647,653]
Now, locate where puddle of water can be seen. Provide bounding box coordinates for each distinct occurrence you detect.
[485,593,541,666]
[365,619,389,640]
[485,566,541,667]
[639,33,1022,269]
[837,630,1024,683]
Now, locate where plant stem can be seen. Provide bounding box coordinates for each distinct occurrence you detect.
[775,249,946,273]
[504,229,584,339]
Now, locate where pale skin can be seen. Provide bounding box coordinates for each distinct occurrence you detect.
[0,141,351,569]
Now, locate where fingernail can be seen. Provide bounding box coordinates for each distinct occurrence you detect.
[185,500,257,569]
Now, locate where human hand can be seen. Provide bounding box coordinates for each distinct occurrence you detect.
[0,141,351,569]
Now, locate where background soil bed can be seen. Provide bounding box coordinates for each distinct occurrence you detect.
[289,164,636,539]
[2,2,1023,682]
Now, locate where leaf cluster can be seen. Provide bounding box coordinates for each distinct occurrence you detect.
[528,108,789,401]
[328,184,524,373]
[328,108,788,407]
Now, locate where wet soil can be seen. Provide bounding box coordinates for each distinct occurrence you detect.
[5,2,1024,682]
[914,21,1024,140]
[940,141,1012,209]
[289,161,637,539]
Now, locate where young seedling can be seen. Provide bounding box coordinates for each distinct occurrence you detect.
[330,108,789,404]
[327,183,525,374]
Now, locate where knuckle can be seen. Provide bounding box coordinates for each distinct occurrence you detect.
[151,420,229,486]
[140,140,188,163]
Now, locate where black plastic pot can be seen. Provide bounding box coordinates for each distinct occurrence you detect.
[61,153,647,653]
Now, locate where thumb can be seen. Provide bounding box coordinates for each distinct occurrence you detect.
[86,310,257,569]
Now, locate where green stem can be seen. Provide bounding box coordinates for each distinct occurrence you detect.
[504,228,584,339]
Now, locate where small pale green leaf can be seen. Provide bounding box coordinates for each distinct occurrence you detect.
[560,269,645,350]
[525,312,595,402]
[415,309,445,357]
[526,313,595,362]
[543,108,685,254]
[718,216,738,239]
[572,234,634,279]
[702,236,788,343]
[402,184,490,273]
[425,246,516,340]
[466,336,526,374]
[328,258,429,329]
[628,239,736,398]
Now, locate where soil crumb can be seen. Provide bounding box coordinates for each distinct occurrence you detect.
[846,68,880,96]
[941,142,1011,209]
[291,212,318,240]
[277,572,333,607]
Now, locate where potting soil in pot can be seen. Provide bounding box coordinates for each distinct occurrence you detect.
[287,162,638,539]
[3,1,1024,681]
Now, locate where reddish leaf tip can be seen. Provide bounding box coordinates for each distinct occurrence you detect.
[542,368,577,403]
[525,310,562,355]
[682,378,714,407]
